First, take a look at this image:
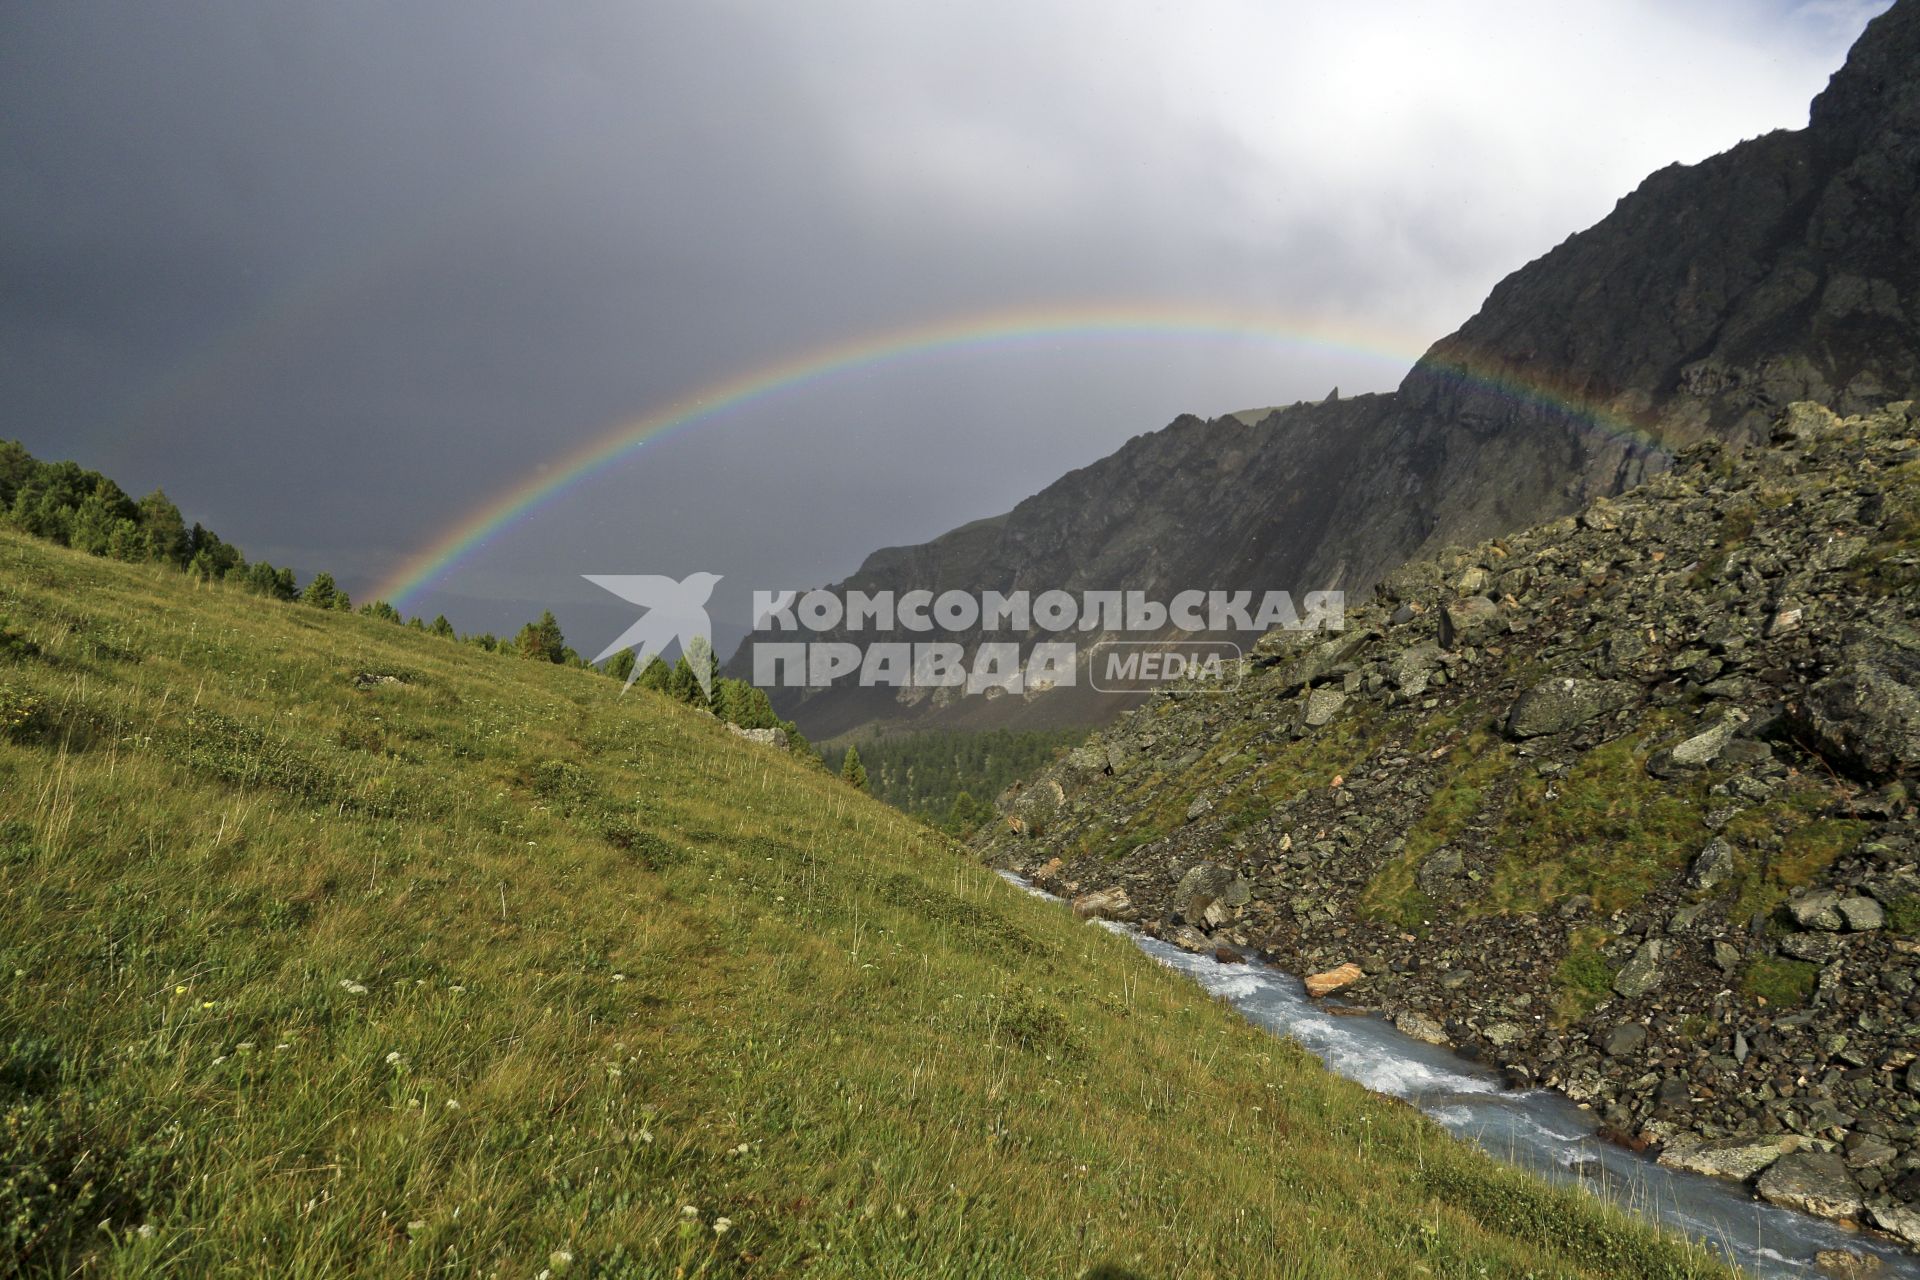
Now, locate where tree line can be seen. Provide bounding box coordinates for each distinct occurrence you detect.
[0,440,817,753]
[822,728,1082,836]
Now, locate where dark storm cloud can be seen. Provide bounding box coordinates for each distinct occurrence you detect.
[0,0,1889,645]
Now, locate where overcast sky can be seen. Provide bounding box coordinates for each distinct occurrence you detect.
[0,0,1891,646]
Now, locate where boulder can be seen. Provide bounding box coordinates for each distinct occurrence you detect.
[1174,862,1248,924]
[1302,686,1347,728]
[1789,890,1846,931]
[1790,628,1920,780]
[1838,896,1885,931]
[1070,886,1133,922]
[1185,795,1214,823]
[1687,838,1736,891]
[725,724,789,750]
[1391,642,1443,697]
[1303,963,1365,998]
[1167,925,1213,954]
[1658,1134,1798,1181]
[1438,597,1502,649]
[1505,678,1632,739]
[1598,1023,1647,1057]
[1813,1247,1884,1277]
[1668,713,1747,769]
[1868,1201,1920,1248]
[1781,932,1843,963]
[1393,1011,1449,1045]
[1756,1151,1865,1221]
[1612,940,1664,999]
[1266,628,1377,694]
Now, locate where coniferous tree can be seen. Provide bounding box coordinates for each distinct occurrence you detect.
[841,745,868,791]
[604,648,637,682]
[301,572,342,609]
[429,615,455,639]
[515,610,567,663]
[361,600,402,623]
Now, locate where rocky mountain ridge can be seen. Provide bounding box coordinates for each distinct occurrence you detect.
[976,399,1920,1248]
[741,0,1920,741]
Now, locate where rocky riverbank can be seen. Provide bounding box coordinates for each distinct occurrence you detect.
[975,401,1920,1250]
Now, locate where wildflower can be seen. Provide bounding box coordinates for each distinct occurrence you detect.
[385,1051,405,1069]
[136,1224,155,1240]
[407,1219,428,1235]
[548,1249,574,1271]
[445,1099,461,1111]
[201,1000,215,1009]
[611,973,626,983]
[712,1217,732,1236]
[339,979,369,996]
[275,1043,291,1052]
[173,984,186,995]
[635,1127,652,1144]
[681,1205,699,1218]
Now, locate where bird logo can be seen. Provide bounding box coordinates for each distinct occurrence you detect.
[585,571,723,695]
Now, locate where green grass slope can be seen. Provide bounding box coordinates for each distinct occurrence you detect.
[0,529,1727,1278]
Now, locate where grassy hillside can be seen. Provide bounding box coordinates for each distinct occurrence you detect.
[0,529,1725,1278]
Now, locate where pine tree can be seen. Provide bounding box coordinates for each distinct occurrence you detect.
[301,572,342,609]
[604,648,636,683]
[841,745,868,791]
[429,615,455,639]
[515,610,567,663]
[636,656,671,692]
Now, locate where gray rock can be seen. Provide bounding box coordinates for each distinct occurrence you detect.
[1789,890,1846,931]
[1505,677,1632,739]
[1612,940,1664,999]
[1598,1023,1647,1057]
[1838,896,1885,931]
[1688,838,1736,891]
[1792,630,1920,780]
[1392,642,1443,696]
[1174,861,1247,924]
[1713,940,1743,973]
[1658,1134,1799,1181]
[1781,932,1844,963]
[1184,795,1214,823]
[1869,1201,1920,1247]
[1439,596,1502,649]
[1070,886,1133,922]
[1843,1132,1898,1170]
[1393,1011,1449,1045]
[1484,1021,1525,1049]
[1302,686,1347,728]
[1755,1151,1865,1221]
[1670,714,1746,768]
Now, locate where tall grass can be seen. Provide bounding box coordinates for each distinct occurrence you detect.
[0,531,1727,1277]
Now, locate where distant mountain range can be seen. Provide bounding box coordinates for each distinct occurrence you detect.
[733,0,1918,742]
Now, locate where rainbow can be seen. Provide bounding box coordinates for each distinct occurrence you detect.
[375,302,1659,609]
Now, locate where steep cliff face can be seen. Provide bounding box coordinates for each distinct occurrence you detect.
[740,2,1919,739]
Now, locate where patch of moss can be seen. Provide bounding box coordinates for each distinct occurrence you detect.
[1480,717,1709,916]
[1552,926,1615,1023]
[1741,955,1819,1007]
